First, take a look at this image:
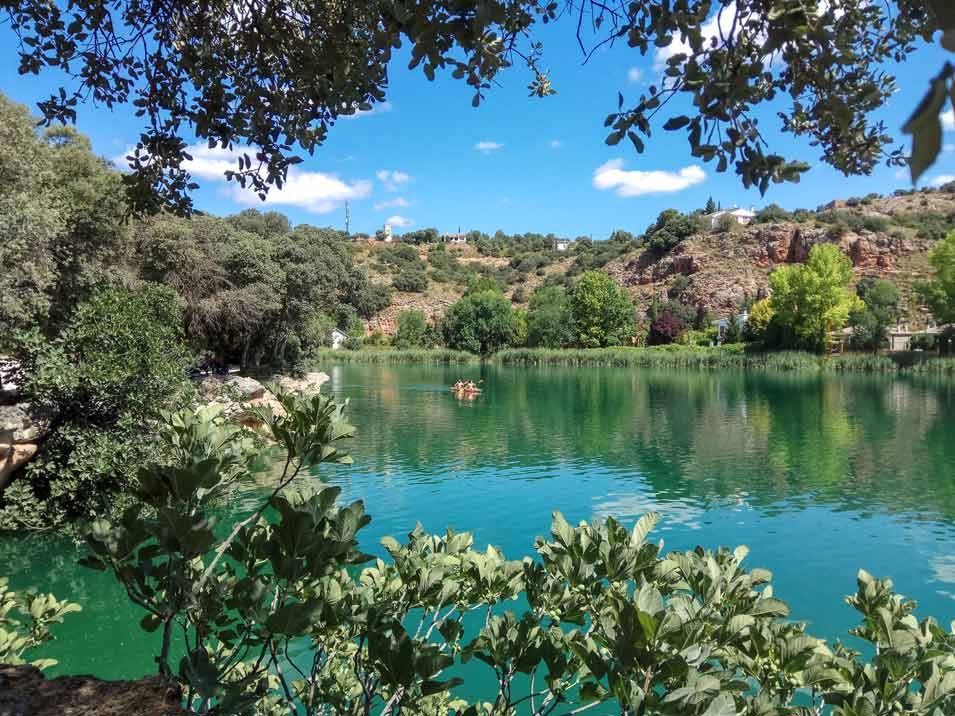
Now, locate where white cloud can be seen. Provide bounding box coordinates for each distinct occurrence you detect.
[946,144,955,153]
[549,139,563,149]
[229,170,371,213]
[176,143,242,180]
[385,214,412,227]
[929,174,955,188]
[376,169,412,191]
[592,159,705,197]
[894,168,909,180]
[653,2,785,72]
[114,143,372,214]
[340,101,393,120]
[627,67,643,83]
[943,110,955,132]
[374,197,411,211]
[654,4,738,71]
[475,140,504,154]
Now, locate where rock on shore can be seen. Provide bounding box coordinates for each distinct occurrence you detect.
[0,403,50,491]
[196,372,330,435]
[0,664,181,716]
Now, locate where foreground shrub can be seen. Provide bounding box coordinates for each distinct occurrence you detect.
[71,394,955,716]
[0,284,191,530]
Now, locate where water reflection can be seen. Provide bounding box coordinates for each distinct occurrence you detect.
[327,365,955,522]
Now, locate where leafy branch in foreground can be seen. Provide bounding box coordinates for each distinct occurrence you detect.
[0,577,80,670]
[2,1,952,209]
[74,390,955,716]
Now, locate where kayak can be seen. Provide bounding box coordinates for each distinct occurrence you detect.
[451,386,482,394]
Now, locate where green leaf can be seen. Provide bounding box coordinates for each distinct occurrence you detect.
[663,116,690,131]
[631,512,660,546]
[902,67,951,183]
[421,677,463,696]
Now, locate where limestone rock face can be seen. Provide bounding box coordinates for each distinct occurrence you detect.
[605,217,937,321]
[0,664,182,716]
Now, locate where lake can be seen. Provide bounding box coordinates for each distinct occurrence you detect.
[4,363,955,679]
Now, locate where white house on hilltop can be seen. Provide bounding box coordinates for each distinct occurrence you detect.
[382,223,393,242]
[555,239,573,252]
[443,232,467,244]
[706,206,756,230]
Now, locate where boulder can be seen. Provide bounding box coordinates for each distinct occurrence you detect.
[0,664,182,716]
[196,375,266,401]
[236,394,288,437]
[0,443,37,492]
[273,372,330,395]
[0,404,51,443]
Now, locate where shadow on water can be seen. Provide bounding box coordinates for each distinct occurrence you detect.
[3,363,955,678]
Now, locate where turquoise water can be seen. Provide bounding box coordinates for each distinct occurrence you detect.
[4,363,955,678]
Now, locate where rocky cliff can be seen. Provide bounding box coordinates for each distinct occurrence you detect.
[604,221,936,320]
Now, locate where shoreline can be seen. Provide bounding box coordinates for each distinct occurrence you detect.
[308,346,955,374]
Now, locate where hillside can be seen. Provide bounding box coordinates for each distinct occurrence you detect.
[358,188,955,333]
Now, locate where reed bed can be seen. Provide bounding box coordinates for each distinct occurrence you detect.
[312,346,955,374]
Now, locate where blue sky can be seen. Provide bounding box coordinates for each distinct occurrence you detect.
[2,15,954,238]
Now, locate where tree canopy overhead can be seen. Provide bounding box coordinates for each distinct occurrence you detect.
[2,1,951,213]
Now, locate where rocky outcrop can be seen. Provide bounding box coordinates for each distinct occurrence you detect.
[608,216,937,320]
[196,372,330,436]
[0,664,181,716]
[0,404,51,492]
[750,225,932,270]
[273,372,330,395]
[196,374,267,401]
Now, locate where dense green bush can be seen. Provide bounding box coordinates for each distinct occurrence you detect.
[753,203,793,223]
[571,271,635,348]
[849,277,900,352]
[526,285,574,348]
[375,243,425,273]
[890,210,955,242]
[643,209,703,252]
[918,231,955,325]
[394,310,437,349]
[769,244,862,352]
[393,269,429,293]
[816,209,890,235]
[0,284,192,531]
[441,289,518,355]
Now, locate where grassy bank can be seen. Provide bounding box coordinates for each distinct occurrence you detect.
[313,346,955,374]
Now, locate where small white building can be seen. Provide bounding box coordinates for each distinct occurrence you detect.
[715,310,749,344]
[382,223,393,242]
[887,323,942,352]
[707,206,756,230]
[443,232,467,244]
[555,239,573,252]
[329,328,349,350]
